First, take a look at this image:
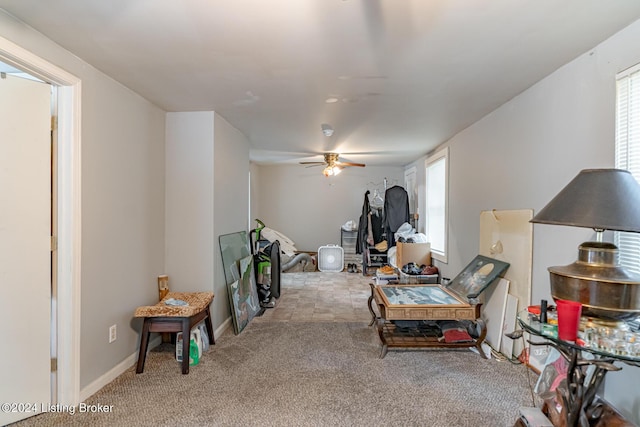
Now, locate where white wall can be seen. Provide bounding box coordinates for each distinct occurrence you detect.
[213,113,251,326]
[80,69,165,391]
[404,19,640,423]
[0,10,166,391]
[165,112,215,291]
[166,111,251,328]
[252,164,404,252]
[250,162,262,227]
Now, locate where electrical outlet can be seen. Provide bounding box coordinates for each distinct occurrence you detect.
[109,324,117,343]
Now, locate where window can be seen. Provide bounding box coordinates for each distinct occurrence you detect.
[615,64,640,275]
[424,147,448,263]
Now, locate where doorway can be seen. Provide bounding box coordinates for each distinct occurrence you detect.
[0,36,82,420]
[0,69,51,426]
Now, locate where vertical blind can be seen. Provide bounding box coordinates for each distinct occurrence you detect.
[615,64,640,275]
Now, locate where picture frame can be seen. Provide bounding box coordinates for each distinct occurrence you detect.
[227,255,261,335]
[219,231,261,334]
[534,347,568,399]
[446,254,510,299]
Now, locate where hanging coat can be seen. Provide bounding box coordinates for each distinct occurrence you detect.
[383,185,410,247]
[356,191,370,254]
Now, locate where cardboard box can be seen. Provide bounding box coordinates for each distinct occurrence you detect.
[396,242,431,267]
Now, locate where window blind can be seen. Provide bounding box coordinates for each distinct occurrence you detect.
[615,64,640,275]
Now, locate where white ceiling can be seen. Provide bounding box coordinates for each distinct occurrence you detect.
[2,1,640,166]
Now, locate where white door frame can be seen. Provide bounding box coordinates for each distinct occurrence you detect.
[0,36,82,406]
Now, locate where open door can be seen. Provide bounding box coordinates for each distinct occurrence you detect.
[0,73,52,424]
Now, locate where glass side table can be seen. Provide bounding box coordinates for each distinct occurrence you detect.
[517,310,640,427]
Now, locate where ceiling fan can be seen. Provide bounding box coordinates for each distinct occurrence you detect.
[299,153,366,176]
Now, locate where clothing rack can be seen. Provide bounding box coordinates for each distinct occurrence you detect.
[358,179,407,275]
[366,177,392,192]
[366,177,399,209]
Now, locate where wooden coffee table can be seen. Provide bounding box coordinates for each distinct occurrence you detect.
[368,283,487,358]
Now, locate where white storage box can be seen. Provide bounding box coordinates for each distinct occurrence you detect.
[317,245,344,272]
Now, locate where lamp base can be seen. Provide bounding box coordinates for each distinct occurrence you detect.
[549,241,640,320]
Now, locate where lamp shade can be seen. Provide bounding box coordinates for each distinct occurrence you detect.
[531,169,640,233]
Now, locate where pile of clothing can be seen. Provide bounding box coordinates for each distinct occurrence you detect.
[401,262,439,276]
[391,320,479,343]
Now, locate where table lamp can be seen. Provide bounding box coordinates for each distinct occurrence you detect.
[530,168,640,320]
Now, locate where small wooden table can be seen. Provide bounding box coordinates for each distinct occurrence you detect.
[369,283,487,358]
[134,292,214,374]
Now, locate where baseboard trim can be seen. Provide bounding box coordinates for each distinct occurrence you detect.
[215,317,232,340]
[79,335,160,401]
[79,318,232,401]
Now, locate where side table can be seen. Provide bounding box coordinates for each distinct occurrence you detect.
[517,310,639,427]
[134,292,215,374]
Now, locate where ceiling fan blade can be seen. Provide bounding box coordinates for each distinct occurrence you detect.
[299,161,325,165]
[304,164,325,168]
[338,161,366,167]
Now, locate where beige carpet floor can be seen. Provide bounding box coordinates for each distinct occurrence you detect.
[11,271,535,427]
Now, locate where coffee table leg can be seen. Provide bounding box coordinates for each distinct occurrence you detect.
[379,343,388,359]
[376,320,389,358]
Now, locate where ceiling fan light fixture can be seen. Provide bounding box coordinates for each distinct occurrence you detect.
[301,152,363,176]
[322,165,342,177]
